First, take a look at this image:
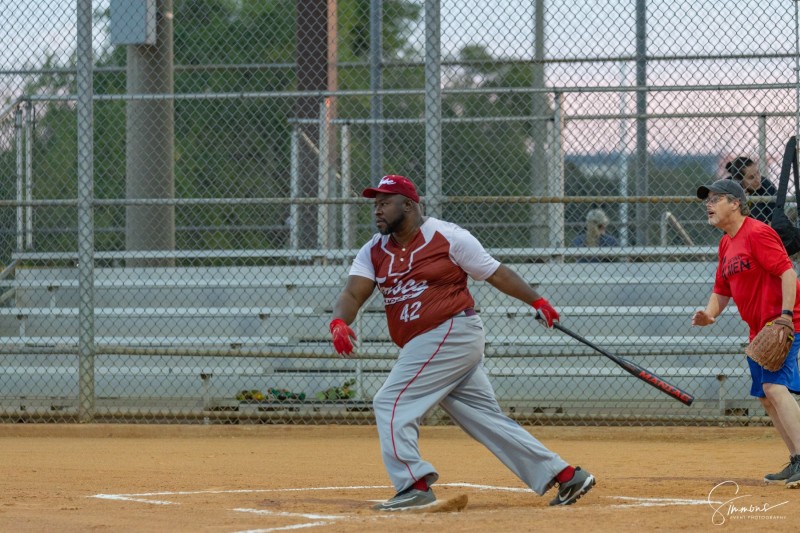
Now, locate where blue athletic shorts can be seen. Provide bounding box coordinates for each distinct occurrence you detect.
[748,335,800,397]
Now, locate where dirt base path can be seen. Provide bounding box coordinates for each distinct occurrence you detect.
[1,425,798,532]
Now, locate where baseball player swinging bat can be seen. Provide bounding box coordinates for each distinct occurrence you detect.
[548,320,695,406]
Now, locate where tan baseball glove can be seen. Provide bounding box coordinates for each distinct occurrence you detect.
[745,316,795,372]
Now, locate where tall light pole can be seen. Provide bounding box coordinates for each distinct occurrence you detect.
[634,0,649,245]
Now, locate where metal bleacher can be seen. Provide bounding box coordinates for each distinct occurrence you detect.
[0,248,762,422]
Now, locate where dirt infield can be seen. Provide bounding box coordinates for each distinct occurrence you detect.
[1,424,798,532]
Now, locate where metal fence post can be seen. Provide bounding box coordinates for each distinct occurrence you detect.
[370,0,383,184]
[14,106,23,252]
[795,0,800,161]
[76,0,96,422]
[24,102,33,250]
[318,98,331,249]
[548,93,565,249]
[341,123,352,250]
[531,0,549,247]
[618,65,630,247]
[290,125,300,250]
[424,0,442,218]
[758,114,767,177]
[635,0,649,245]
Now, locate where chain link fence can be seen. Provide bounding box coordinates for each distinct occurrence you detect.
[0,0,798,424]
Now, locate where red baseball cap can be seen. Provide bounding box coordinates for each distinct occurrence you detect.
[362,175,420,202]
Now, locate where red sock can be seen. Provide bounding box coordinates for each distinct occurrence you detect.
[555,466,575,484]
[411,478,428,491]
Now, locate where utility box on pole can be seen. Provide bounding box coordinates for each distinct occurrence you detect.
[109,0,157,45]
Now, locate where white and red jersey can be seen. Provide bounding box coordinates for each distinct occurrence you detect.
[349,217,500,347]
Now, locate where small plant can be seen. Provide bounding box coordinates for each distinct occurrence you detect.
[315,378,356,400]
[235,389,264,402]
[267,388,306,401]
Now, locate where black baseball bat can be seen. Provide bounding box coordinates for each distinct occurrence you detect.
[551,321,695,406]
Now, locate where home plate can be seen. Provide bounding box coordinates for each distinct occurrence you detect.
[410,493,468,514]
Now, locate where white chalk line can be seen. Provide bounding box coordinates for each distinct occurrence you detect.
[91,484,392,501]
[232,522,331,533]
[229,510,343,533]
[90,485,398,533]
[610,495,711,508]
[89,482,530,504]
[92,494,176,505]
[232,509,343,521]
[90,483,705,532]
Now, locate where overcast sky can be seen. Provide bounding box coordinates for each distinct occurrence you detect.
[2,0,798,158]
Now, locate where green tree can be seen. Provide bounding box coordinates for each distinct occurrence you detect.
[435,45,560,246]
[6,0,421,260]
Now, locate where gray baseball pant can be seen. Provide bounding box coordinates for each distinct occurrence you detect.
[372,312,568,495]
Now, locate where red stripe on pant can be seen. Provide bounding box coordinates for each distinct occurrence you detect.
[389,318,454,484]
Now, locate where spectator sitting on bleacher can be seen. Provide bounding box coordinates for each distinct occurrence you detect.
[725,156,777,224]
[571,208,619,262]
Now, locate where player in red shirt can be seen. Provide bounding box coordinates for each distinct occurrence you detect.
[329,175,595,511]
[693,179,800,488]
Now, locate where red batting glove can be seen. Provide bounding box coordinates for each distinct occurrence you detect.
[532,298,560,328]
[329,318,357,357]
